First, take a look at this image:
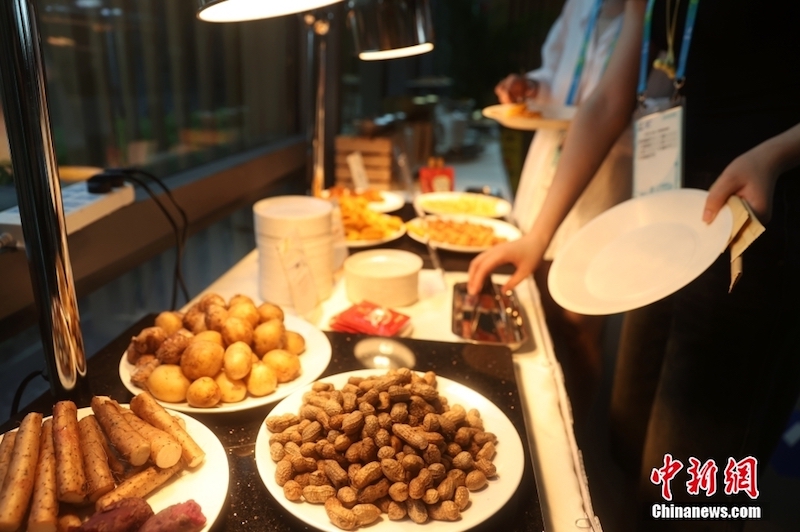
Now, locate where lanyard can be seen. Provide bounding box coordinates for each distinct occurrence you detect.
[637,0,700,99]
[565,0,605,106]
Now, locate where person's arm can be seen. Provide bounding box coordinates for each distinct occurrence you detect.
[524,0,573,99]
[469,0,646,295]
[704,122,800,224]
[495,0,574,104]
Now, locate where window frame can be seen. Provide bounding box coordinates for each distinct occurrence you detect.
[0,135,308,339]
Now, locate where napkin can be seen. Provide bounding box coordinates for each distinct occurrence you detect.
[330,301,411,337]
[725,196,766,292]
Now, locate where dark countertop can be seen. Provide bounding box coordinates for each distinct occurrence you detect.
[1,314,543,532]
[1,200,542,531]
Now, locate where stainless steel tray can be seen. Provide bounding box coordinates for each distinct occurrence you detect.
[451,281,532,352]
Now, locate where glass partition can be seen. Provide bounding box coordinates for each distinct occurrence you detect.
[0,0,299,211]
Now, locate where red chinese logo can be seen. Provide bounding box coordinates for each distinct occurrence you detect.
[686,457,718,496]
[651,455,760,500]
[723,456,760,499]
[650,453,684,501]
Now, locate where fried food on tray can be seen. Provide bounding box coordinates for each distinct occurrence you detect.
[324,185,383,202]
[419,194,501,217]
[337,195,402,241]
[505,102,542,119]
[408,218,508,248]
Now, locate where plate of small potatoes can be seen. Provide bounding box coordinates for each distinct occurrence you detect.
[119,292,332,414]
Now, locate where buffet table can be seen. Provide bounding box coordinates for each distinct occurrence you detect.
[0,215,598,532]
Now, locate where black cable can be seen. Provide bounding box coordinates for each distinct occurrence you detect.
[11,370,45,417]
[118,168,191,303]
[122,174,187,310]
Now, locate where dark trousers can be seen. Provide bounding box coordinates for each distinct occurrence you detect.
[608,229,800,531]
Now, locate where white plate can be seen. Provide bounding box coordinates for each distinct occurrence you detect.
[255,369,525,532]
[119,315,332,414]
[406,215,522,253]
[482,103,576,131]
[32,406,228,530]
[414,191,512,219]
[346,224,407,248]
[367,191,405,213]
[548,188,733,315]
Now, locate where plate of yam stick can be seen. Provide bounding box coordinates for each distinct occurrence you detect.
[0,391,227,531]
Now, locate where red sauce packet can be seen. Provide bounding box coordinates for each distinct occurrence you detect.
[330,301,411,336]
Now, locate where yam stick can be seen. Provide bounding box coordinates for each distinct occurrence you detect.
[130,392,205,468]
[0,411,43,532]
[56,514,82,532]
[0,431,17,488]
[94,463,182,512]
[117,407,181,469]
[77,415,115,502]
[52,401,87,504]
[28,418,58,532]
[94,420,126,480]
[90,396,150,466]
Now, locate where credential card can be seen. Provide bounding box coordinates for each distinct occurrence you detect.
[633,104,684,197]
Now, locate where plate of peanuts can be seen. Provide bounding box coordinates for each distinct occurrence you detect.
[0,392,227,531]
[254,368,525,531]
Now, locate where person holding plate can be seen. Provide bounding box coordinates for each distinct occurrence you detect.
[497,0,631,419]
[472,1,800,529]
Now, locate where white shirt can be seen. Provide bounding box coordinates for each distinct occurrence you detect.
[512,0,632,259]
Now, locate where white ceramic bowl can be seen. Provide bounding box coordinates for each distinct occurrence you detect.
[343,250,423,308]
[253,195,332,238]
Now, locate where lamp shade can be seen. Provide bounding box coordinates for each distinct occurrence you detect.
[348,0,434,60]
[197,0,344,22]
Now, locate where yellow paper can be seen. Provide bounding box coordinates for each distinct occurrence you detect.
[725,197,765,292]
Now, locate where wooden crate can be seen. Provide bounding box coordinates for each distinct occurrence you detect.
[334,135,395,188]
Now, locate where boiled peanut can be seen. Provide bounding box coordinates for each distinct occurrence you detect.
[428,500,460,521]
[465,469,488,491]
[351,504,381,526]
[283,479,303,501]
[325,497,358,530]
[303,484,336,504]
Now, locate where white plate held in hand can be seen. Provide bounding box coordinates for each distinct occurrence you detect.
[548,188,733,315]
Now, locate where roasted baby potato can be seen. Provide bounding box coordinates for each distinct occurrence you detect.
[147,364,191,403]
[220,316,254,347]
[204,304,228,333]
[215,372,247,403]
[246,361,278,397]
[253,319,285,356]
[229,293,255,308]
[257,302,284,323]
[182,306,207,334]
[228,302,260,328]
[154,311,183,336]
[186,376,222,408]
[155,329,194,365]
[180,340,224,380]
[283,330,306,356]
[262,349,301,383]
[223,341,254,381]
[193,330,224,347]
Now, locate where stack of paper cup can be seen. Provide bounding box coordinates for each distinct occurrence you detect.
[253,195,334,308]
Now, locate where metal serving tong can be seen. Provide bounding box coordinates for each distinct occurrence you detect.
[412,202,446,286]
[466,274,513,340]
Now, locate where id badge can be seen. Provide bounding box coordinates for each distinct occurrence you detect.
[633,97,684,197]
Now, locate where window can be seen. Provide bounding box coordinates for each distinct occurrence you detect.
[0,0,300,211]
